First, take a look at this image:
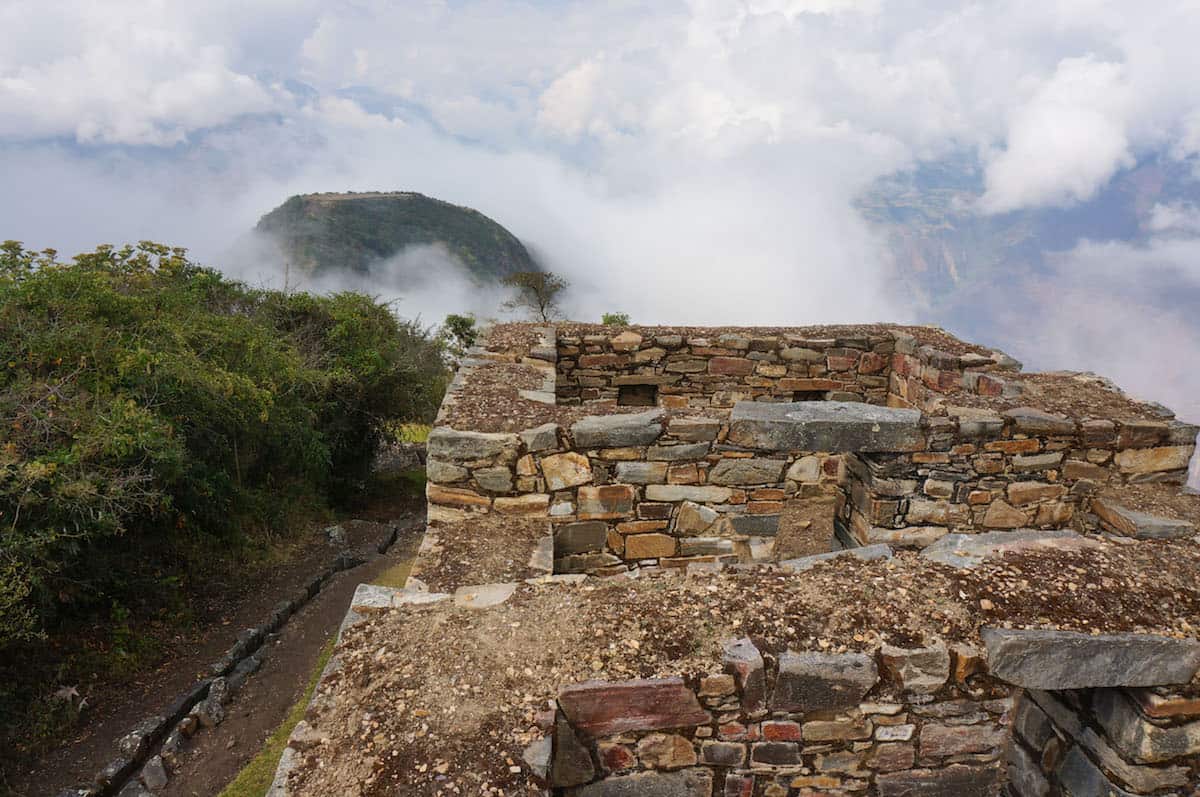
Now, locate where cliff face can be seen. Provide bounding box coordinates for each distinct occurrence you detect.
[255,192,537,281]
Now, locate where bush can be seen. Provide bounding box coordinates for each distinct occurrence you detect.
[0,241,447,652]
[601,312,630,326]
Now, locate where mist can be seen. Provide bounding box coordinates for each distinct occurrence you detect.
[2,0,1199,486]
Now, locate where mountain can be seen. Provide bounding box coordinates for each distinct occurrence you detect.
[255,192,537,281]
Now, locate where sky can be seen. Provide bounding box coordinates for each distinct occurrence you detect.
[2,0,1200,475]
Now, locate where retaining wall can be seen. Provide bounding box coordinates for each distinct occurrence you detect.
[535,631,1200,795]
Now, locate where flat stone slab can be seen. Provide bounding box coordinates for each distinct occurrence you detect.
[771,651,878,711]
[981,629,1200,689]
[921,530,1099,569]
[558,677,710,737]
[1092,497,1195,540]
[452,582,517,609]
[566,768,713,797]
[350,583,402,610]
[726,401,924,452]
[571,410,664,448]
[779,543,893,572]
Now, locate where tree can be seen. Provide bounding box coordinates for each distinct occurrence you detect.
[501,271,568,322]
[601,312,630,326]
[440,313,478,365]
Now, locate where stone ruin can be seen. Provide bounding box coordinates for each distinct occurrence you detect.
[273,322,1200,797]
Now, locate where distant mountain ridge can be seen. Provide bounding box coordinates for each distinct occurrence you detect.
[255,191,537,282]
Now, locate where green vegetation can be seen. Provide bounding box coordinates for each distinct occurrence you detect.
[439,313,478,364]
[601,312,630,326]
[501,270,569,322]
[255,192,537,282]
[218,639,335,797]
[0,241,447,759]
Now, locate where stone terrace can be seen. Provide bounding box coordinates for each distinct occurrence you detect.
[271,322,1200,797]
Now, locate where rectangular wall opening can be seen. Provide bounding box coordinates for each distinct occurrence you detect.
[618,383,659,407]
[792,390,826,402]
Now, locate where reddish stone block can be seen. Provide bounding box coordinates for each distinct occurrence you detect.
[827,355,859,371]
[558,678,710,738]
[762,720,802,741]
[719,721,748,740]
[577,484,636,519]
[975,373,1004,396]
[747,500,784,515]
[985,439,1040,454]
[751,488,786,500]
[579,353,628,368]
[709,357,755,376]
[859,351,889,374]
[779,377,841,392]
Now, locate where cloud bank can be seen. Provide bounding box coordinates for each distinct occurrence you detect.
[3,1,1200,478]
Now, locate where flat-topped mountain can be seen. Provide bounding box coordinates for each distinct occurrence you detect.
[255,191,537,281]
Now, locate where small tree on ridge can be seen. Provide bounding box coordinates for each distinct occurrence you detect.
[501,271,568,322]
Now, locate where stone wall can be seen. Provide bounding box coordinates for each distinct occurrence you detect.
[845,407,1199,548]
[1008,688,1200,795]
[530,630,1200,796]
[428,324,1198,570]
[555,330,898,408]
[536,636,1015,795]
[887,331,1022,410]
[426,409,847,571]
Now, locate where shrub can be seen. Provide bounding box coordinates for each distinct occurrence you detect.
[601,312,630,326]
[0,241,447,652]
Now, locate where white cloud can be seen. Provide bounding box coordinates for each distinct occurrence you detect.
[980,57,1133,213]
[3,0,1200,477]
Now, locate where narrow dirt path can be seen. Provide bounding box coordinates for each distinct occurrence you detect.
[161,527,424,797]
[7,508,424,797]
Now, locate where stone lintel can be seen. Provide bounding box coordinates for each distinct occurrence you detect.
[981,628,1200,689]
[726,401,925,453]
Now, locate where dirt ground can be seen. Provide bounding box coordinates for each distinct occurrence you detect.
[286,535,1200,796]
[5,507,425,797]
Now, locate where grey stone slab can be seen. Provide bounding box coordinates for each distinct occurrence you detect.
[645,484,733,503]
[1055,745,1138,797]
[779,544,893,572]
[1003,407,1077,436]
[566,769,713,797]
[452,582,518,609]
[427,427,520,461]
[1093,688,1200,764]
[729,513,780,536]
[771,651,878,712]
[425,458,469,483]
[1006,739,1050,797]
[614,461,668,484]
[646,442,711,461]
[880,641,950,694]
[571,410,664,448]
[1092,497,1195,539]
[722,638,767,714]
[981,629,1200,689]
[876,764,1002,797]
[727,401,925,453]
[520,422,560,452]
[708,458,786,485]
[921,530,1097,569]
[554,521,609,556]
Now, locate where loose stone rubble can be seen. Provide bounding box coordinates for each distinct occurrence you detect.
[273,322,1200,796]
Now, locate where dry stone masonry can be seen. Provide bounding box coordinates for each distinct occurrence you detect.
[273,322,1200,797]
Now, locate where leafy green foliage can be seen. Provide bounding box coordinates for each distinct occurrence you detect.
[439,313,478,364]
[601,312,630,326]
[0,241,447,653]
[501,270,569,322]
